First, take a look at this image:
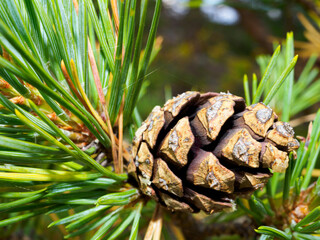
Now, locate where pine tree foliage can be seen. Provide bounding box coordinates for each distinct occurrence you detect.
[0,0,319,239]
[0,0,161,238]
[240,33,320,240]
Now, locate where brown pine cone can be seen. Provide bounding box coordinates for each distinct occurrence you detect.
[128,91,299,214]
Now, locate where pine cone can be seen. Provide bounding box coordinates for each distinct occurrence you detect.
[128,92,299,213]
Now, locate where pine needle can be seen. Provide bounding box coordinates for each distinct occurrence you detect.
[153,214,163,240]
[61,60,87,110]
[72,0,119,173]
[111,0,119,34]
[86,40,121,173]
[118,96,125,173]
[289,113,317,127]
[169,224,185,240]
[49,213,69,237]
[302,168,320,177]
[72,0,79,14]
[144,204,163,240]
[70,59,109,135]
[72,0,107,117]
[87,37,107,111]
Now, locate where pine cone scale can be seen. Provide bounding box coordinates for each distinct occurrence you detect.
[186,148,235,193]
[159,116,194,167]
[152,158,183,197]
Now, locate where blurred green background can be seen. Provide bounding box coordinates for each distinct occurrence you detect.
[139,0,320,125]
[3,1,320,239]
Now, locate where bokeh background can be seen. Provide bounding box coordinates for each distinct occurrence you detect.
[3,1,320,239]
[139,0,320,127]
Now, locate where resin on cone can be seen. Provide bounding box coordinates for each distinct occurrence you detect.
[128,92,299,213]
